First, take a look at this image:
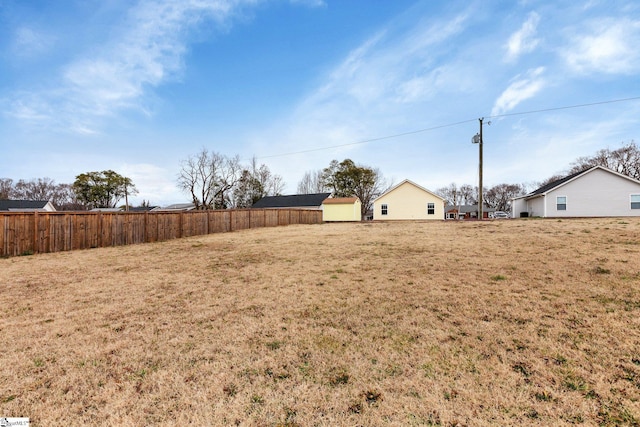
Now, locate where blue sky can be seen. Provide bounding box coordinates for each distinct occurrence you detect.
[1,0,639,206]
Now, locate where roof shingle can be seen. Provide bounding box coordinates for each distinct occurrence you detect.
[252,193,331,208]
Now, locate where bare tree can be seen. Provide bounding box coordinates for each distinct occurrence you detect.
[0,178,14,199]
[436,183,460,206]
[1,177,85,210]
[537,174,566,188]
[484,183,526,212]
[53,183,84,210]
[459,184,477,205]
[232,158,286,208]
[251,158,285,197]
[178,149,241,209]
[13,177,59,201]
[568,141,640,180]
[297,170,326,194]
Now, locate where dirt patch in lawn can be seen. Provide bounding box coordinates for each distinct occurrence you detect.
[1,218,639,426]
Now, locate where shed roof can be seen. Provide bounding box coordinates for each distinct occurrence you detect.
[322,197,359,205]
[252,193,331,208]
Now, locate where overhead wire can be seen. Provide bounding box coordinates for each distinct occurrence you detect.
[254,96,640,160]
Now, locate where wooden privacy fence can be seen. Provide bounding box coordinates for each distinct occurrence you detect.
[0,208,323,257]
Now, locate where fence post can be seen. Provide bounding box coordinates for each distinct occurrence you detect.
[97,212,102,248]
[179,211,184,238]
[33,211,39,254]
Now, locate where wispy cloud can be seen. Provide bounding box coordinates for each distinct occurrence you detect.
[5,0,259,133]
[11,26,55,59]
[250,7,476,188]
[564,18,640,75]
[289,0,326,7]
[505,11,540,62]
[301,9,470,110]
[491,67,546,116]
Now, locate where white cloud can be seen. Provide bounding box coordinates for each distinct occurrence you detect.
[564,18,640,75]
[247,8,477,192]
[491,67,546,116]
[505,11,540,61]
[120,163,183,206]
[6,0,258,134]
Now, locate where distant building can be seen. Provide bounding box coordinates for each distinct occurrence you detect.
[445,204,495,220]
[151,203,196,212]
[322,197,362,221]
[252,193,331,210]
[0,200,56,212]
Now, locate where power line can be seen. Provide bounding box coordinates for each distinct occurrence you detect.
[255,95,640,160]
[256,118,477,159]
[486,96,640,119]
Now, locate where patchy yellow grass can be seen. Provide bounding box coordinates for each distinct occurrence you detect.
[1,218,640,426]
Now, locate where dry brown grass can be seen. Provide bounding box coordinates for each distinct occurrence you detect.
[1,218,640,426]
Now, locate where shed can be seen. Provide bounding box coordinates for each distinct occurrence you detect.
[322,197,361,222]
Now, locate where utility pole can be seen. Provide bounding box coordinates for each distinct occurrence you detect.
[472,118,484,220]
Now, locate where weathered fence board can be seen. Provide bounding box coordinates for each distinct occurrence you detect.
[0,208,322,257]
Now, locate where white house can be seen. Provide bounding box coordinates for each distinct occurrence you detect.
[512,166,640,218]
[373,179,445,220]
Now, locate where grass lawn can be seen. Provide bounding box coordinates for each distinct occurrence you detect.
[1,218,639,426]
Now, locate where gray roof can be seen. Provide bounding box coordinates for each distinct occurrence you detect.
[252,193,331,208]
[128,206,160,212]
[151,203,196,211]
[0,199,51,211]
[445,204,496,213]
[527,168,588,196]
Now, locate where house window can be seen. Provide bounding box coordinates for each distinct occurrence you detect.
[631,195,640,209]
[381,204,388,215]
[427,203,435,215]
[556,196,567,211]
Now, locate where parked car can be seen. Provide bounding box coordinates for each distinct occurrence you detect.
[493,211,509,219]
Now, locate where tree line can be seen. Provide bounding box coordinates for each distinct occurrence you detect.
[2,141,638,211]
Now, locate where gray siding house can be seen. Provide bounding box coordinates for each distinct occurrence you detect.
[512,166,640,218]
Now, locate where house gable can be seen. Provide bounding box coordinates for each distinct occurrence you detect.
[373,179,444,220]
